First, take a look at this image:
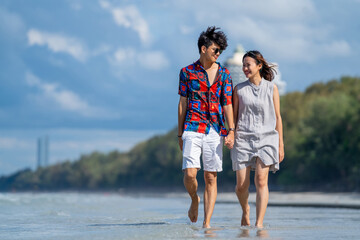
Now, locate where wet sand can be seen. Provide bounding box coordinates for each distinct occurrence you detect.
[1,192,359,239]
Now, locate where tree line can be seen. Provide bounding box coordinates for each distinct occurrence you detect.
[0,76,359,191]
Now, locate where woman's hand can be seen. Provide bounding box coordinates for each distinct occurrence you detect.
[279,144,284,162]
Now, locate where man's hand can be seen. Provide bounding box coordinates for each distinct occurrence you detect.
[178,137,183,151]
[224,131,234,149]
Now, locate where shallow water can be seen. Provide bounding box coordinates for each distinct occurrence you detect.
[0,192,359,239]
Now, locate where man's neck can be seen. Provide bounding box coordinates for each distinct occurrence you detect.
[199,56,217,70]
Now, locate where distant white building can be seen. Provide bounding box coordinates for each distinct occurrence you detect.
[224,45,286,95]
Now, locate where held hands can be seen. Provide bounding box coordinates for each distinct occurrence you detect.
[225,131,234,149]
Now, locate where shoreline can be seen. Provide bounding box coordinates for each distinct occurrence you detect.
[215,192,360,209]
[162,191,360,209]
[1,190,360,209]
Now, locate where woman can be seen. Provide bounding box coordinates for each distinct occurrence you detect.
[231,50,284,228]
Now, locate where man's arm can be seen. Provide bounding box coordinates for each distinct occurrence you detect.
[178,96,188,151]
[224,104,235,149]
[222,71,235,149]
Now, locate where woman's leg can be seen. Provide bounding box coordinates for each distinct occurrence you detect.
[235,166,251,226]
[254,158,270,228]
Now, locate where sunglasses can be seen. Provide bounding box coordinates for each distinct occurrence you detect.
[213,47,223,55]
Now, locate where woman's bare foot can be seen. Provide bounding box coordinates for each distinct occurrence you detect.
[202,222,211,228]
[188,195,200,223]
[241,204,250,226]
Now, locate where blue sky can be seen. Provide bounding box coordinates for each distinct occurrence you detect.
[0,0,359,176]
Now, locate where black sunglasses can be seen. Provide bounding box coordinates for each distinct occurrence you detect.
[213,48,223,55]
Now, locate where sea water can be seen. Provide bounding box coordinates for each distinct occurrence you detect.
[0,192,359,239]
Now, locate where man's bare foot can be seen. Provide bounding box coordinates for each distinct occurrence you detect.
[188,195,200,222]
[241,204,250,226]
[202,223,211,228]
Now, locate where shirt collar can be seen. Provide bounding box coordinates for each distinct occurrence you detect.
[193,59,223,72]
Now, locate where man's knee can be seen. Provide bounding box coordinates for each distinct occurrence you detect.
[184,168,197,182]
[204,172,217,185]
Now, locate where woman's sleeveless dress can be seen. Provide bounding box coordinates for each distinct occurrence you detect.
[231,79,279,173]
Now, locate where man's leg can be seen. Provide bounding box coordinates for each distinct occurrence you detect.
[203,171,217,228]
[184,168,200,223]
[182,131,202,223]
[201,127,223,228]
[254,158,270,228]
[235,167,251,226]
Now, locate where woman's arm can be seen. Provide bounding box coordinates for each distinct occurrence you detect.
[273,84,284,162]
[232,85,239,130]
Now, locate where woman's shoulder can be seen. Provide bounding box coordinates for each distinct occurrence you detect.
[235,80,249,91]
[262,79,277,91]
[262,79,274,86]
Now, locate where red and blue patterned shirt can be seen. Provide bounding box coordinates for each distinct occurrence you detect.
[178,60,233,136]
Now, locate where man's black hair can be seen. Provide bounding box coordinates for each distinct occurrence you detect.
[197,26,228,54]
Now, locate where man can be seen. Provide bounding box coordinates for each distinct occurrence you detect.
[178,26,235,228]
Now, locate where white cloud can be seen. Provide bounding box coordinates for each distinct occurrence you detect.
[69,2,82,11]
[46,128,164,156]
[225,17,315,62]
[320,41,351,57]
[111,48,170,70]
[272,64,287,95]
[91,44,112,57]
[99,0,151,44]
[25,72,90,112]
[138,51,170,70]
[27,29,88,62]
[0,137,30,149]
[225,16,351,62]
[0,7,25,38]
[238,0,316,21]
[174,0,351,62]
[180,25,194,35]
[113,48,136,64]
[25,72,118,118]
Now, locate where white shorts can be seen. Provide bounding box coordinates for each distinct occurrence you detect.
[182,127,223,172]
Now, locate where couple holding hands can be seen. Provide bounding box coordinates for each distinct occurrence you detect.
[177,26,284,228]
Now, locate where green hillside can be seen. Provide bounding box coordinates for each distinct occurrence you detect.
[1,76,359,191]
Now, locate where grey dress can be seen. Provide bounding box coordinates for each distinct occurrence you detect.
[231,79,279,173]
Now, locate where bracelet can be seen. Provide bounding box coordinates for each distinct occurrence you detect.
[228,128,235,132]
[177,135,182,138]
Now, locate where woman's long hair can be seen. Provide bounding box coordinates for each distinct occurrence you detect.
[242,50,277,81]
